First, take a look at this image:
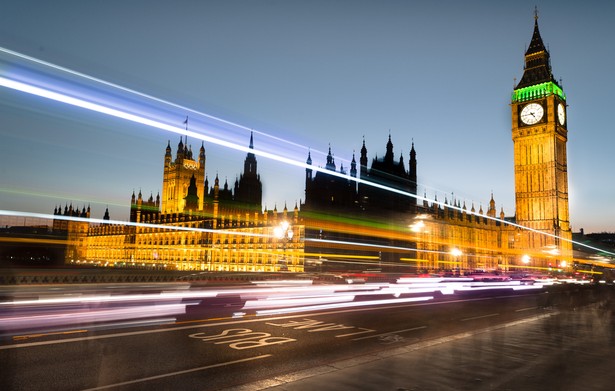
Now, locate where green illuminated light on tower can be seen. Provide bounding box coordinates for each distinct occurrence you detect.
[512,81,566,103]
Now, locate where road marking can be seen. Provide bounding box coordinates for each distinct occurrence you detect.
[335,328,375,338]
[461,313,499,322]
[378,334,405,344]
[266,318,376,338]
[515,306,538,312]
[189,328,296,350]
[352,326,426,341]
[12,329,88,341]
[81,354,272,390]
[0,296,520,350]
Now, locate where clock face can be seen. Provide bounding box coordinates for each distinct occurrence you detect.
[558,103,566,125]
[520,103,544,125]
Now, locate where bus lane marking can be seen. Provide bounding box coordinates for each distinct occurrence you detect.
[266,318,376,338]
[188,327,296,350]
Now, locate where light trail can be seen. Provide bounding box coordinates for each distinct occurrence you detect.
[0,48,612,257]
[2,208,613,270]
[0,209,267,238]
[0,73,422,202]
[254,295,435,316]
[0,46,331,163]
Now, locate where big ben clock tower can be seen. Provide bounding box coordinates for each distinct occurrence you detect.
[511,11,572,266]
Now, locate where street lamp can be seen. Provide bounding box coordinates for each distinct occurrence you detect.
[451,247,462,275]
[522,254,531,274]
[274,221,293,271]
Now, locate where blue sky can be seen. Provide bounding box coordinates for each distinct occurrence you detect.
[0,0,614,233]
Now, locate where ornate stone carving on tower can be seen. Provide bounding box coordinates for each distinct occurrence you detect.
[511,10,572,265]
[161,135,206,214]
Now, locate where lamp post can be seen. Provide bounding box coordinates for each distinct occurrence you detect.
[274,220,293,272]
[410,218,426,272]
[451,247,462,275]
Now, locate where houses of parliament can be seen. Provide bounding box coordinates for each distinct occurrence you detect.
[52,15,573,273]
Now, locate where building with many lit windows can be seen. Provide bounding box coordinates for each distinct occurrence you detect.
[56,133,305,272]
[52,14,573,274]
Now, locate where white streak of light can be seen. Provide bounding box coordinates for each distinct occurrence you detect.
[0,304,187,331]
[255,296,434,316]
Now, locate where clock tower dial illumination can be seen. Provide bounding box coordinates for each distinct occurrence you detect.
[558,103,566,125]
[520,102,544,125]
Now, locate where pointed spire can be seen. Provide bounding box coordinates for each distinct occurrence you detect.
[385,133,394,162]
[350,151,357,177]
[325,144,336,171]
[516,8,558,89]
[249,131,254,149]
[526,7,547,56]
[360,136,368,169]
[199,141,205,164]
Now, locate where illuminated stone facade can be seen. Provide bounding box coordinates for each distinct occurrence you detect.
[161,137,206,214]
[510,14,573,265]
[84,205,304,272]
[59,133,305,272]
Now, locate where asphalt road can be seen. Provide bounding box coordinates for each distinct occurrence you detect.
[257,289,615,391]
[2,284,602,391]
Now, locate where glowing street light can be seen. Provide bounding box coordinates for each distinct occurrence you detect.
[409,220,425,233]
[274,221,293,241]
[451,247,462,274]
[521,254,531,272]
[274,221,293,271]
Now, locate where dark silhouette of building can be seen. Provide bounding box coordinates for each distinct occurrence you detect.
[303,134,417,214]
[302,134,419,270]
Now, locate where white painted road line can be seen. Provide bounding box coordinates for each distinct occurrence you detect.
[352,326,427,341]
[515,306,538,312]
[461,313,499,322]
[81,354,272,390]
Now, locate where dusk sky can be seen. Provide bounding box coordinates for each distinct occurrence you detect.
[1,1,614,233]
